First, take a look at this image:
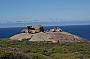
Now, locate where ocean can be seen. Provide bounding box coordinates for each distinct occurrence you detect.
[0,25,90,40]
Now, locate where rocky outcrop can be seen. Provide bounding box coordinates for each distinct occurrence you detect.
[10,32,86,43]
[10,25,87,43]
[21,25,44,34]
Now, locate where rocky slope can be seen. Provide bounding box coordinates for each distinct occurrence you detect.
[10,32,86,43]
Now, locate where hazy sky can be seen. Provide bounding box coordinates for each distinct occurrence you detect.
[0,0,90,27]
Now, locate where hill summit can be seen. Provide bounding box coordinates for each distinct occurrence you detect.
[10,25,87,43]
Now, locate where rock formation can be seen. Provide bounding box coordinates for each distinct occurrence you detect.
[10,25,87,43]
[49,28,63,32]
[21,25,44,34]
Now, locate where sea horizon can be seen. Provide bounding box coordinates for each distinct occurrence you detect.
[0,23,90,28]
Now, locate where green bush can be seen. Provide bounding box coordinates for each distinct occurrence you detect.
[28,53,48,59]
[0,40,90,59]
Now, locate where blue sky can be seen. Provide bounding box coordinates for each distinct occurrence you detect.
[0,0,90,27]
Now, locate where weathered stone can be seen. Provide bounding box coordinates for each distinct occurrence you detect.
[10,33,33,41]
[21,25,44,33]
[21,29,28,33]
[35,25,44,32]
[49,28,63,32]
[10,32,86,42]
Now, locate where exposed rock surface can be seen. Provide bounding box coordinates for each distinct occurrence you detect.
[10,32,86,43]
[10,25,87,43]
[10,33,33,41]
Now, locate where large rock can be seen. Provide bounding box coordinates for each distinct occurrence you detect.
[10,32,86,43]
[35,25,44,33]
[21,25,44,33]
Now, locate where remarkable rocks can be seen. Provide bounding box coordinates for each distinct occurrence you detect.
[49,28,63,32]
[21,25,44,34]
[10,25,87,43]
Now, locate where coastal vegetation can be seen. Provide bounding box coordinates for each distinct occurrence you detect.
[0,39,90,59]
